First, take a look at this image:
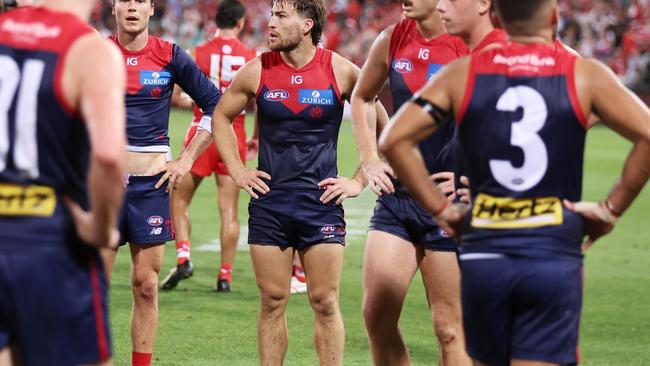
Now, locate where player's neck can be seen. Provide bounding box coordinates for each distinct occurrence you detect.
[507,30,554,45]
[466,21,494,51]
[118,30,150,52]
[280,41,317,69]
[43,0,92,21]
[415,15,445,40]
[215,28,239,39]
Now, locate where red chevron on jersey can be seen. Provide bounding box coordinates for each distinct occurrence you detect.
[110,36,173,95]
[192,36,256,124]
[388,18,468,110]
[256,47,343,116]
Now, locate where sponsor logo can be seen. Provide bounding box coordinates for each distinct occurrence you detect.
[0,183,56,217]
[309,107,324,119]
[222,44,232,54]
[320,225,345,235]
[471,193,563,229]
[299,89,334,105]
[127,57,139,66]
[150,87,162,98]
[150,227,163,235]
[140,71,171,86]
[291,75,303,84]
[392,58,413,74]
[493,54,556,68]
[1,19,61,38]
[147,215,164,226]
[426,64,443,80]
[264,89,289,102]
[418,48,430,60]
[320,225,336,234]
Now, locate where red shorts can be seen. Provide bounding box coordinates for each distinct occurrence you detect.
[183,120,246,177]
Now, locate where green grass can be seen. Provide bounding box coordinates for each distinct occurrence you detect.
[108,109,650,365]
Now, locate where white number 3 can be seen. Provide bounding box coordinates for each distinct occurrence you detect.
[489,86,548,192]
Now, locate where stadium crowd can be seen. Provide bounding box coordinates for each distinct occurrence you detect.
[91,0,650,90]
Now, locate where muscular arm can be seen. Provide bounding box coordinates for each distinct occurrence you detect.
[65,34,127,247]
[379,58,470,230]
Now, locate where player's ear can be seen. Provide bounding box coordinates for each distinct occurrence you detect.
[478,0,491,15]
[550,3,558,28]
[111,1,116,15]
[237,17,246,32]
[149,0,155,16]
[303,18,314,38]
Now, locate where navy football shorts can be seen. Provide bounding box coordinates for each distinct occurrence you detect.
[459,253,582,365]
[248,189,346,250]
[0,245,111,366]
[368,191,457,252]
[119,174,173,245]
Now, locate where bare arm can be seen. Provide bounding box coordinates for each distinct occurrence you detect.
[171,84,194,109]
[64,34,127,248]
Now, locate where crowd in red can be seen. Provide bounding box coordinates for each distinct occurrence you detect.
[92,0,650,90]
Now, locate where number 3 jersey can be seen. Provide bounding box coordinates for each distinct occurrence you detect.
[0,8,94,250]
[456,42,587,258]
[255,48,344,190]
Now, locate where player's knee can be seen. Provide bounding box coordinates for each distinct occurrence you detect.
[259,291,289,315]
[309,292,339,318]
[131,274,158,305]
[433,313,461,347]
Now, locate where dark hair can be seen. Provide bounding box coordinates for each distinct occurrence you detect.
[494,0,549,24]
[216,0,246,29]
[273,0,326,46]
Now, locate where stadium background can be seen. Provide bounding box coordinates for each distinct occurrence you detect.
[91,1,650,364]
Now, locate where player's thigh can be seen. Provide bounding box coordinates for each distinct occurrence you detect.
[250,245,294,298]
[419,249,461,310]
[299,243,345,292]
[129,243,165,281]
[0,346,18,366]
[215,174,240,220]
[171,172,203,208]
[363,230,420,311]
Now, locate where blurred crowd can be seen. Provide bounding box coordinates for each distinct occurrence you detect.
[92,0,650,90]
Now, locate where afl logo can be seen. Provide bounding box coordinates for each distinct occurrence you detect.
[264,89,289,102]
[392,59,414,74]
[147,216,164,226]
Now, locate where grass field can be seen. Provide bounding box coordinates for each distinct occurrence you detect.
[108,109,650,365]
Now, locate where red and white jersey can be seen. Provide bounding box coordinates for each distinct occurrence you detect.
[192,36,256,128]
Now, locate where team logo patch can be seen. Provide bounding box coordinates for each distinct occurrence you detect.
[147,215,164,226]
[471,193,563,229]
[150,87,162,98]
[426,64,443,80]
[309,107,325,119]
[264,89,289,102]
[392,58,414,74]
[299,89,334,105]
[0,183,56,217]
[140,71,171,86]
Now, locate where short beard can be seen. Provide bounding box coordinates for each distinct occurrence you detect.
[269,36,301,52]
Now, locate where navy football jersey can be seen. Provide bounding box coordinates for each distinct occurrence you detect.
[110,35,221,152]
[388,19,468,175]
[0,7,94,250]
[456,41,588,258]
[255,48,344,190]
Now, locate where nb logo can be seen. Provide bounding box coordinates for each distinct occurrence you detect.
[291,75,303,84]
[150,228,162,235]
[127,57,138,66]
[418,49,430,60]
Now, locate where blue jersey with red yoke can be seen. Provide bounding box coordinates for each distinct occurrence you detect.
[110,35,221,152]
[0,7,94,251]
[388,19,468,175]
[457,42,588,258]
[255,48,344,190]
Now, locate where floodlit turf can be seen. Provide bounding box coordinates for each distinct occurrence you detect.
[108,109,650,365]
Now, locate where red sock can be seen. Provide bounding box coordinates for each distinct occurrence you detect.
[132,352,152,366]
[218,263,233,282]
[293,264,306,283]
[175,240,190,265]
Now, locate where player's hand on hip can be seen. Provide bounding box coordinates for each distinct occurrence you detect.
[232,167,271,199]
[457,175,471,205]
[63,196,120,249]
[154,157,193,192]
[318,176,364,205]
[245,137,259,161]
[563,200,617,252]
[361,158,395,196]
[430,171,456,201]
[435,203,469,240]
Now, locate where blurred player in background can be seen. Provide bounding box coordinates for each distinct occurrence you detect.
[380,0,650,364]
[106,0,220,365]
[0,0,126,364]
[161,0,256,293]
[349,0,471,364]
[436,0,506,53]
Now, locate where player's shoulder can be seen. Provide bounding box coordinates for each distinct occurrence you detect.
[330,50,360,75]
[150,35,175,56]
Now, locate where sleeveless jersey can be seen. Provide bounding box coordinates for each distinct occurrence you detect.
[0,7,94,250]
[255,48,344,190]
[388,18,468,175]
[110,35,221,152]
[457,42,588,258]
[192,36,256,130]
[473,29,507,54]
